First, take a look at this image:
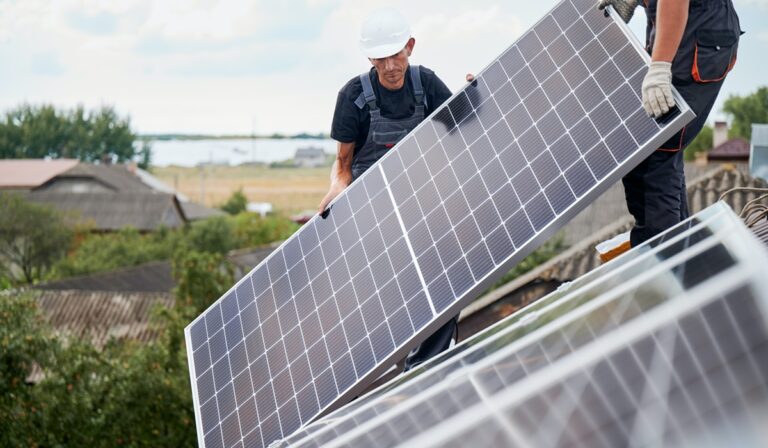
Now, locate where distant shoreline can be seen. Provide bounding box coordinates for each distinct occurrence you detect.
[139,133,329,141]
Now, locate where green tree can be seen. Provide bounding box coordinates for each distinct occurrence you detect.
[684,125,713,161]
[185,216,236,255]
[0,194,73,284]
[173,250,233,313]
[220,188,248,215]
[0,104,137,162]
[50,226,180,279]
[0,292,55,447]
[723,86,768,140]
[231,213,299,248]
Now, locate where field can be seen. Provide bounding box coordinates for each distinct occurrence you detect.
[153,165,331,215]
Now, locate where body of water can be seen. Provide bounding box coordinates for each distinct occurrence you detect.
[147,138,337,167]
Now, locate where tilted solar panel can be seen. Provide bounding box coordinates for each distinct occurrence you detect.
[274,203,735,447]
[276,202,766,447]
[394,206,768,448]
[185,1,694,446]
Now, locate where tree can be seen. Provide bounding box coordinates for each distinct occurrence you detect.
[0,104,137,162]
[723,86,768,140]
[684,125,713,161]
[0,194,73,284]
[220,188,248,215]
[0,292,55,447]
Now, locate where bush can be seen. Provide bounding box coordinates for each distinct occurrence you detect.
[220,188,248,215]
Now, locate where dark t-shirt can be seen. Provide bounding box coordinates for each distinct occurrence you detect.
[330,65,452,153]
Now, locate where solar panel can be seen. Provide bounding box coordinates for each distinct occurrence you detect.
[185,1,695,446]
[273,202,747,446]
[275,202,768,447]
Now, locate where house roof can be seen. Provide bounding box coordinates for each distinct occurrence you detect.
[753,124,768,147]
[180,200,226,221]
[24,191,187,231]
[0,159,79,189]
[707,138,750,161]
[36,261,174,293]
[35,289,175,348]
[47,163,153,192]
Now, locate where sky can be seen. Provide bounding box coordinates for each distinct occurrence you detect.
[1,0,766,136]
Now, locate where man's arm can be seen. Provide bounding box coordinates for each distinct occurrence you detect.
[318,141,355,213]
[641,0,690,117]
[652,0,689,62]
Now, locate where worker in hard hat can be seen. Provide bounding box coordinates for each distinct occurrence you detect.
[318,7,457,371]
[598,0,741,246]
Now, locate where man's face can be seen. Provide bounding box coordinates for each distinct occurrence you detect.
[370,37,415,89]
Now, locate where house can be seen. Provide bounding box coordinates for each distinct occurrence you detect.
[294,146,327,168]
[0,159,223,231]
[751,123,768,180]
[707,120,750,163]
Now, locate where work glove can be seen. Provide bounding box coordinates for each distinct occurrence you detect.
[641,61,676,118]
[597,0,641,24]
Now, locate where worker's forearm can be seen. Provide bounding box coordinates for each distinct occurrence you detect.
[332,143,354,185]
[651,0,690,62]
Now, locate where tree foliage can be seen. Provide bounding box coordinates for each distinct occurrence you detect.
[0,104,139,163]
[220,188,248,215]
[684,125,713,161]
[723,86,768,140]
[0,193,73,284]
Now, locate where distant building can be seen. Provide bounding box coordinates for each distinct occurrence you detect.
[294,146,327,168]
[751,123,768,181]
[0,160,223,232]
[707,121,750,163]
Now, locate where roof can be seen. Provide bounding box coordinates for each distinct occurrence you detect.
[295,147,325,158]
[0,159,78,189]
[707,137,750,161]
[46,163,152,192]
[462,166,768,323]
[228,244,279,278]
[35,289,175,348]
[35,261,174,293]
[753,124,768,147]
[180,200,226,221]
[24,191,187,231]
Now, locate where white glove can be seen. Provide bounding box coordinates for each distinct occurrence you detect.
[641,61,676,118]
[597,0,640,24]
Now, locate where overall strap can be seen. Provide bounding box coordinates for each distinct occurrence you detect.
[354,72,378,110]
[409,65,427,108]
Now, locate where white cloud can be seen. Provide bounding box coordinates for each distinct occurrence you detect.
[0,0,765,134]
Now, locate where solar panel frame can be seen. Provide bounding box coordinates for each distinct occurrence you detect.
[185,2,696,446]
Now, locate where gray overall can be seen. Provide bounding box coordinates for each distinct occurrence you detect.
[351,65,426,181]
[351,65,458,371]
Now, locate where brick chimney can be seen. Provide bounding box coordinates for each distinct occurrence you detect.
[713,121,728,149]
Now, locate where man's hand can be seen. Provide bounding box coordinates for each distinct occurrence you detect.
[597,0,640,24]
[641,61,675,118]
[318,180,349,214]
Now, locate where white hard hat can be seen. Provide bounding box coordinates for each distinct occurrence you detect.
[359,8,411,59]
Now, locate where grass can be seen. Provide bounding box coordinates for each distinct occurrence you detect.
[153,165,331,215]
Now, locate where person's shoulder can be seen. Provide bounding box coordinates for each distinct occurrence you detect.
[338,70,372,100]
[416,65,443,82]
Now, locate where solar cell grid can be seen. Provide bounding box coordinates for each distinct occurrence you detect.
[186,0,695,445]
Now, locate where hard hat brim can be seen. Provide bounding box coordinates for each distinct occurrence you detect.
[361,38,409,59]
